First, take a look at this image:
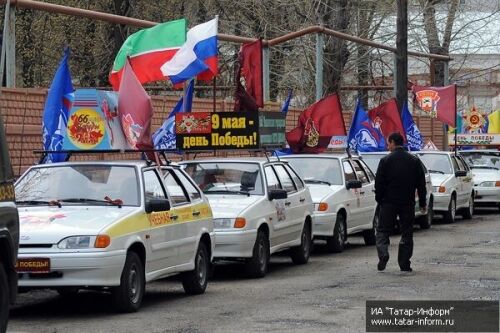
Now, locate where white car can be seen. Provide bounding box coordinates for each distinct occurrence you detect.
[361,152,434,229]
[282,154,377,252]
[416,151,475,223]
[15,161,214,312]
[181,158,314,278]
[460,150,500,211]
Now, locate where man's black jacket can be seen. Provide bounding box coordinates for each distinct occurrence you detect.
[375,147,427,207]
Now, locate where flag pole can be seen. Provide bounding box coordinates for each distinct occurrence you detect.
[454,84,457,156]
[212,76,217,113]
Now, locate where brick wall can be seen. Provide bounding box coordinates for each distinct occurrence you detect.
[0,88,444,177]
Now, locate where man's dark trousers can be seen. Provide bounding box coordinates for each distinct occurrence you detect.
[376,203,414,270]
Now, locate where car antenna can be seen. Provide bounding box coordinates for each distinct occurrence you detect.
[346,147,352,158]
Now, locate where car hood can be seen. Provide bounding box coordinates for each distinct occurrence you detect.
[18,206,137,245]
[471,169,500,184]
[205,194,264,218]
[306,184,344,203]
[429,173,453,187]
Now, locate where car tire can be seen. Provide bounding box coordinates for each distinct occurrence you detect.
[245,229,270,278]
[0,264,9,333]
[326,214,346,253]
[363,212,378,246]
[182,242,209,295]
[111,251,145,313]
[443,195,456,224]
[418,198,433,229]
[290,222,311,265]
[462,194,474,219]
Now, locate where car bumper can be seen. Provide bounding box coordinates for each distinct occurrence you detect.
[311,211,336,237]
[432,193,451,212]
[214,229,257,259]
[474,187,500,204]
[17,249,126,288]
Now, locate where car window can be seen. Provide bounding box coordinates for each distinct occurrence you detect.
[183,162,263,195]
[361,155,384,175]
[143,169,168,200]
[343,160,357,182]
[173,169,201,201]
[285,164,304,190]
[455,157,466,171]
[162,170,190,205]
[265,166,282,191]
[458,156,470,171]
[417,153,453,174]
[284,157,343,185]
[274,164,297,192]
[351,159,370,183]
[461,152,500,169]
[451,157,460,172]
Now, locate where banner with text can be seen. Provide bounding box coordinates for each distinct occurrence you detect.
[176,112,285,151]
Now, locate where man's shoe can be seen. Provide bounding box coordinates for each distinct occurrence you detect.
[377,257,389,271]
[400,267,413,272]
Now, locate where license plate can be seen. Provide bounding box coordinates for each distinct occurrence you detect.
[15,258,51,273]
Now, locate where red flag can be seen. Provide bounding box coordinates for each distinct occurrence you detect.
[368,98,405,140]
[286,94,346,153]
[234,40,263,111]
[118,59,154,151]
[412,84,456,127]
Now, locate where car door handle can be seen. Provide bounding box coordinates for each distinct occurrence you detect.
[170,214,179,220]
[285,201,291,206]
[299,198,305,202]
[360,191,365,195]
[192,211,201,216]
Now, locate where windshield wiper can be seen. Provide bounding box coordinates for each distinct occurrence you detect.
[471,166,499,170]
[204,190,251,196]
[59,198,122,207]
[428,169,445,174]
[304,179,331,185]
[16,200,62,208]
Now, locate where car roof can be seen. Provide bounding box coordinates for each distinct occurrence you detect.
[359,151,389,156]
[279,153,356,159]
[26,160,181,169]
[459,149,500,154]
[179,157,273,165]
[414,150,456,156]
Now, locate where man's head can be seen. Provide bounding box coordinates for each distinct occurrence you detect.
[387,132,404,152]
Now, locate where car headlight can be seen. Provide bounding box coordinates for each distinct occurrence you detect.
[57,236,96,249]
[213,218,234,229]
[479,181,500,187]
[213,218,247,229]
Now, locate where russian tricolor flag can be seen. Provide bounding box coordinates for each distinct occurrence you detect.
[161,18,218,84]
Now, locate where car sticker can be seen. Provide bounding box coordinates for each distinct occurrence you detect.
[275,200,286,222]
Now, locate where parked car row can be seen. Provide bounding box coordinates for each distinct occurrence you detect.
[9,148,498,317]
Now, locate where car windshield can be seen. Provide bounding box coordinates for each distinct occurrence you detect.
[417,153,452,174]
[183,162,263,195]
[360,154,385,174]
[15,165,140,206]
[284,158,342,185]
[460,152,500,170]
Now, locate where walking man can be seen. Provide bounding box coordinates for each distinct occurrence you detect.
[375,132,427,272]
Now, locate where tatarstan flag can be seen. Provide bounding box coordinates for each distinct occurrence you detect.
[109,19,187,90]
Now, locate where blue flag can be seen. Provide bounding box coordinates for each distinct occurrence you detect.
[348,99,386,152]
[402,102,424,151]
[42,48,74,163]
[281,90,292,114]
[152,80,194,150]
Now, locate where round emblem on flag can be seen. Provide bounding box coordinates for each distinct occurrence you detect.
[67,108,106,149]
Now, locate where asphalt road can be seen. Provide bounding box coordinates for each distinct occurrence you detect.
[8,208,500,333]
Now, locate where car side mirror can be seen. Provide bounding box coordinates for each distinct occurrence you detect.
[346,180,363,189]
[268,189,288,200]
[455,170,467,177]
[145,197,170,213]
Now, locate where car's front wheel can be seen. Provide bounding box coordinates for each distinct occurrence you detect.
[290,222,311,265]
[326,214,346,253]
[418,198,433,229]
[0,264,10,333]
[182,242,209,295]
[245,229,270,278]
[462,194,474,219]
[112,251,145,313]
[443,195,456,224]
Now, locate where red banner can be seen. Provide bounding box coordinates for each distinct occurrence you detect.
[412,84,457,127]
